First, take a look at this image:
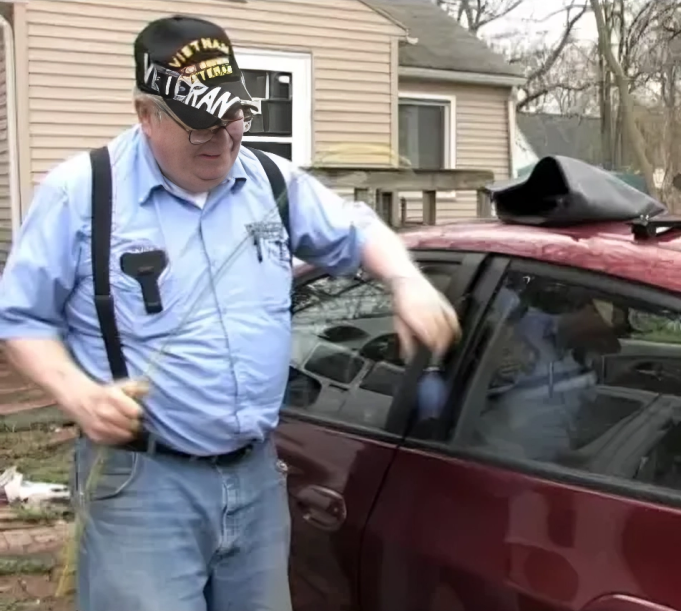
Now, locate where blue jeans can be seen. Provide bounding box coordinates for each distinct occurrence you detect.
[71,436,292,611]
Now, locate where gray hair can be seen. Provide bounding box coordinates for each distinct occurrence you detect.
[133,86,164,121]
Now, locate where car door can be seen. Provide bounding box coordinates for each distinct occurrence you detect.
[362,256,681,611]
[274,251,474,611]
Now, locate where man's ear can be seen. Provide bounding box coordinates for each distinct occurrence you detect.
[136,101,154,137]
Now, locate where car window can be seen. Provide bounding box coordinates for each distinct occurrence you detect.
[454,270,681,493]
[285,263,460,431]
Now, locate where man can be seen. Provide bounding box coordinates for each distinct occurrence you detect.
[0,15,460,611]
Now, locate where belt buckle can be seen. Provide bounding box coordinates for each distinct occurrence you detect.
[186,454,216,464]
[217,444,251,465]
[189,444,252,466]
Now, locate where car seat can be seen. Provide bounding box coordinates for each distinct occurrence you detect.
[474,291,621,461]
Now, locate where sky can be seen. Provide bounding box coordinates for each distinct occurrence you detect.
[479,0,598,48]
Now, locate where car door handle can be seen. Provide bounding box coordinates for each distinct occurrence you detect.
[291,485,347,532]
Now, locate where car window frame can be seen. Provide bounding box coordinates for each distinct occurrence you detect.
[283,249,481,442]
[445,256,681,509]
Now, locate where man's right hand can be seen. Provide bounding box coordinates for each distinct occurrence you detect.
[64,379,148,445]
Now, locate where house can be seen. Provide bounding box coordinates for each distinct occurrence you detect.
[0,0,524,266]
[368,0,524,222]
[516,111,654,193]
[516,112,604,172]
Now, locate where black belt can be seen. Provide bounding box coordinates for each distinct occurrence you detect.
[122,432,254,466]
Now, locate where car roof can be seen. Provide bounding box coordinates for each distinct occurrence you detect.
[399,219,681,294]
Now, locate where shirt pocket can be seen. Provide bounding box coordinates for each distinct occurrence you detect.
[254,225,293,312]
[108,261,185,340]
[74,233,185,341]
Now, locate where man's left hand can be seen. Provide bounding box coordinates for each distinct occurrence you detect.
[390,274,462,362]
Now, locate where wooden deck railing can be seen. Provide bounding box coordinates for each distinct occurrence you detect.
[303,165,496,226]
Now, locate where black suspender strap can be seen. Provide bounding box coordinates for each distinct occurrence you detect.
[90,146,129,381]
[88,145,289,382]
[246,147,291,254]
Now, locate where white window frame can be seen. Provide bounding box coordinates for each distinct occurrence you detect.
[234,47,312,167]
[398,90,457,198]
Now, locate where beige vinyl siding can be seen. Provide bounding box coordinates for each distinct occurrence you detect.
[23,0,403,187]
[0,27,10,267]
[399,79,511,223]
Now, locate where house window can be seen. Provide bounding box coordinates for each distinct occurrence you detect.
[398,94,456,170]
[235,48,312,166]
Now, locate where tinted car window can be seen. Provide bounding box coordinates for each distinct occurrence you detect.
[285,263,459,430]
[455,270,681,491]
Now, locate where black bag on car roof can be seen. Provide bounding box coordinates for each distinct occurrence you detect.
[482,155,667,226]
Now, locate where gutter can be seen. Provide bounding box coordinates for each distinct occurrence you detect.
[355,0,416,43]
[0,13,20,239]
[400,65,526,88]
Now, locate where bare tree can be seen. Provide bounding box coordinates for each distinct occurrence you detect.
[581,0,681,198]
[607,1,681,170]
[437,0,681,202]
[590,0,657,196]
[436,0,525,34]
[435,0,591,113]
[512,2,591,112]
[633,0,681,205]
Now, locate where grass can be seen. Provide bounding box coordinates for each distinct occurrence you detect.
[0,557,54,577]
[0,602,34,611]
[0,424,76,611]
[0,425,73,487]
[9,506,72,525]
[0,600,72,611]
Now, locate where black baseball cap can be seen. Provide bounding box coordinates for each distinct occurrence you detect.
[134,15,258,130]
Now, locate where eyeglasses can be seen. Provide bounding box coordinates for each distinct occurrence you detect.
[154,100,253,145]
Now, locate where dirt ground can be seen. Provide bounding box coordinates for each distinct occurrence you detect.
[0,573,74,611]
[0,424,76,611]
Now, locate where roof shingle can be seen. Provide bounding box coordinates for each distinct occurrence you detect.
[364,0,524,77]
[517,113,603,164]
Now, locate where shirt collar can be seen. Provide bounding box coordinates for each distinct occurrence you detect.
[229,154,248,189]
[135,127,249,205]
[136,129,165,205]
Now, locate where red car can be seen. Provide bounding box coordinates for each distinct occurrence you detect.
[275,185,681,611]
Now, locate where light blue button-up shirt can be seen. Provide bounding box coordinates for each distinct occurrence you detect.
[0,125,375,455]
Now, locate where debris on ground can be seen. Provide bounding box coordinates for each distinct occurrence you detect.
[0,424,76,610]
[0,425,74,489]
[0,468,69,509]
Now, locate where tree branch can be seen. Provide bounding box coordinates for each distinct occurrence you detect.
[475,0,525,31]
[524,3,588,84]
[590,0,658,196]
[445,0,526,33]
[517,82,593,112]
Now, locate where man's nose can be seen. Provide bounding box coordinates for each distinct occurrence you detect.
[212,126,233,146]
